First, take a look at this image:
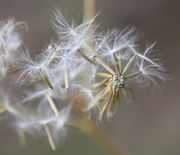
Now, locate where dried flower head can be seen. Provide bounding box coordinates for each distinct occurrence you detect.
[0,9,166,152]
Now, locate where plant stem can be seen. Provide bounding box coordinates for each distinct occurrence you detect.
[0,106,6,114]
[69,119,126,155]
[44,124,56,151]
[18,131,26,147]
[122,54,136,74]
[83,0,96,21]
[39,70,53,89]
[95,57,115,74]
[64,65,69,89]
[45,93,59,117]
[44,45,61,67]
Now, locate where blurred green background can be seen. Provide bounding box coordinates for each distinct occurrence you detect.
[0,0,180,154]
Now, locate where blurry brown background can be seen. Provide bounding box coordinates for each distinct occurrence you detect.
[0,0,180,155]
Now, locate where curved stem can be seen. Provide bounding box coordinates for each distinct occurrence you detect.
[68,120,127,155]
